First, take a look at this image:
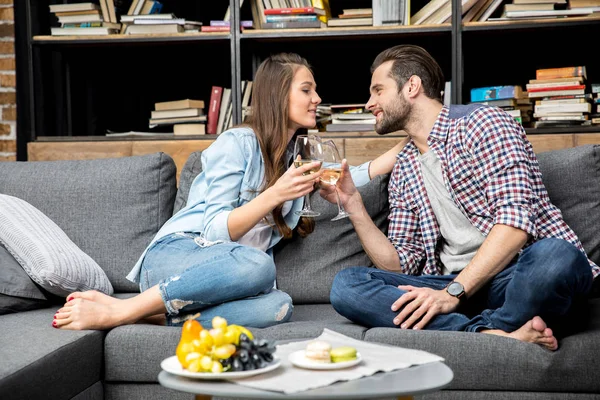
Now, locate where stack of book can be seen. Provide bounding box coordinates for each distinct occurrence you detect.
[121,13,201,34]
[49,2,120,36]
[327,8,373,27]
[527,66,592,128]
[592,83,600,125]
[325,104,375,132]
[250,0,329,29]
[470,85,532,125]
[149,99,207,135]
[492,0,597,20]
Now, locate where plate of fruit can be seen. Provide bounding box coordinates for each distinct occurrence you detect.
[161,316,281,380]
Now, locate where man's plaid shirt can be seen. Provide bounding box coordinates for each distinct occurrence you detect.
[387,104,599,278]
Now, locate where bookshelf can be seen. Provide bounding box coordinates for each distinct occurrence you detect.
[14,0,600,161]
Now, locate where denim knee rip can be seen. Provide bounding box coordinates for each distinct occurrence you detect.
[159,275,195,316]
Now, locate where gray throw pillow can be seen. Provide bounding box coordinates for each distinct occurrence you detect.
[536,144,600,266]
[274,174,390,304]
[0,194,114,298]
[174,151,203,215]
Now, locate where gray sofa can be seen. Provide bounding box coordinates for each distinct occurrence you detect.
[0,144,599,400]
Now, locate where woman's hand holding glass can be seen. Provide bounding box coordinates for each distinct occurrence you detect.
[271,158,323,205]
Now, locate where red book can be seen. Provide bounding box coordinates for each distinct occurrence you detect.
[527,84,586,93]
[207,86,223,135]
[264,7,324,15]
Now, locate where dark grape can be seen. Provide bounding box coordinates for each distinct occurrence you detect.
[254,338,268,349]
[236,349,249,363]
[251,353,266,369]
[231,357,243,372]
[239,333,251,344]
[243,358,256,371]
[261,351,274,363]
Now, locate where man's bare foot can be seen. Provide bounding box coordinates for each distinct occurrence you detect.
[482,316,558,351]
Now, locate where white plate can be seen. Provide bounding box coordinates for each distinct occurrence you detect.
[288,350,362,370]
[160,355,281,380]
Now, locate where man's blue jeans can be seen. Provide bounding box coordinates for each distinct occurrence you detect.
[139,232,293,328]
[330,238,593,333]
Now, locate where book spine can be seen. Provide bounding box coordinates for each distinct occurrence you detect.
[527,84,586,93]
[265,14,317,22]
[210,20,254,27]
[201,26,230,32]
[470,86,522,102]
[536,66,586,80]
[262,20,322,28]
[264,7,315,14]
[207,86,223,135]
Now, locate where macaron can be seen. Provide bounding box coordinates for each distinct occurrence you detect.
[304,340,332,363]
[330,346,357,363]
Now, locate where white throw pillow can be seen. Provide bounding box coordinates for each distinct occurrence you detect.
[0,194,114,297]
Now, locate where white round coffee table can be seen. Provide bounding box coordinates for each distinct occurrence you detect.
[158,360,453,400]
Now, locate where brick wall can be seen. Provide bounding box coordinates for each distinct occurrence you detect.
[0,0,14,162]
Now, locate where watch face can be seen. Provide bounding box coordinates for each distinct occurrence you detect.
[447,282,464,297]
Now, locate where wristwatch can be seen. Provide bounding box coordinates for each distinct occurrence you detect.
[446,281,466,300]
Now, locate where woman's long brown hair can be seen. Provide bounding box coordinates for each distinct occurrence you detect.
[245,53,315,239]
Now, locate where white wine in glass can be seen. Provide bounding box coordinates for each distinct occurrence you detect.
[320,141,350,221]
[293,135,323,217]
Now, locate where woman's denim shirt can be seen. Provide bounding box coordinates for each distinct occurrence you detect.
[126,127,372,283]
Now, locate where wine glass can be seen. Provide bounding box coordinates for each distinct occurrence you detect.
[320,140,350,221]
[293,135,324,217]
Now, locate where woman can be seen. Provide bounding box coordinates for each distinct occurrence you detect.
[53,53,405,330]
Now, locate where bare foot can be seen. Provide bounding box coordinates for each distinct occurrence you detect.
[482,316,558,351]
[53,286,167,330]
[64,290,119,306]
[54,297,131,330]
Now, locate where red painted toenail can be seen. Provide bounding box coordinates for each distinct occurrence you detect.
[52,321,57,327]
[67,296,74,302]
[53,314,57,319]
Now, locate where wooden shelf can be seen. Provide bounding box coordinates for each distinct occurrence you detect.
[32,32,230,46]
[463,15,600,32]
[241,24,451,40]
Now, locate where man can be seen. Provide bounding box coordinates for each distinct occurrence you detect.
[320,45,597,351]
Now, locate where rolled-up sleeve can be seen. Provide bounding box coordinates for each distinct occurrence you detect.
[201,132,247,242]
[470,109,538,237]
[349,161,372,187]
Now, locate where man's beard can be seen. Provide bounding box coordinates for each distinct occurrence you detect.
[375,96,412,136]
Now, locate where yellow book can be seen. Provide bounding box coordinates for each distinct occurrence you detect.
[311,0,331,23]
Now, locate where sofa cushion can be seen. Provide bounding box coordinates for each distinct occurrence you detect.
[274,174,390,304]
[0,194,113,297]
[0,308,104,400]
[0,243,46,300]
[536,144,600,266]
[0,243,54,315]
[0,153,177,293]
[363,297,600,394]
[173,151,202,214]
